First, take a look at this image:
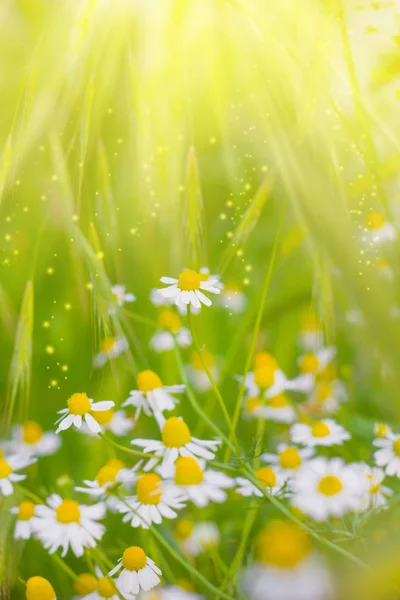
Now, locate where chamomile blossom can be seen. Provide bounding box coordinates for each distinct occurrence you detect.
[0,452,36,496]
[290,419,350,447]
[241,521,332,600]
[298,311,324,351]
[158,269,221,311]
[262,443,314,475]
[73,573,98,598]
[374,423,391,438]
[357,465,392,511]
[25,576,57,600]
[132,416,221,476]
[176,520,220,557]
[93,337,128,368]
[187,350,219,393]
[7,421,61,457]
[261,394,297,424]
[242,396,265,420]
[374,432,400,476]
[123,370,185,427]
[108,546,162,595]
[81,408,133,437]
[33,494,106,557]
[118,472,187,528]
[11,501,37,539]
[291,457,366,521]
[364,210,396,244]
[170,457,234,508]
[242,352,311,399]
[218,282,247,313]
[236,465,287,498]
[149,309,192,352]
[75,459,139,506]
[111,284,136,307]
[81,566,136,600]
[55,393,115,435]
[297,347,336,387]
[374,257,394,280]
[303,379,347,416]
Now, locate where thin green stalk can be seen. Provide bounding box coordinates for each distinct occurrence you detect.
[225,205,285,461]
[114,493,234,600]
[187,307,233,431]
[51,553,77,580]
[123,309,158,329]
[99,432,160,460]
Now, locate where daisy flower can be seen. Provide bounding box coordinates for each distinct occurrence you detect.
[7,421,61,457]
[170,457,234,508]
[82,408,133,437]
[33,494,106,557]
[118,472,187,528]
[132,416,221,476]
[108,546,162,595]
[374,423,391,438]
[364,210,396,244]
[242,352,310,399]
[218,282,247,313]
[298,311,323,351]
[111,284,136,307]
[241,521,332,600]
[291,457,366,521]
[82,566,136,600]
[149,309,192,353]
[374,257,394,280]
[297,347,336,385]
[138,586,203,599]
[262,444,314,475]
[122,370,185,426]
[25,576,57,600]
[157,269,221,311]
[55,393,115,435]
[236,466,287,498]
[75,459,139,505]
[243,396,265,420]
[290,419,350,447]
[374,432,400,476]
[187,350,219,393]
[73,572,98,597]
[0,452,36,496]
[93,337,128,368]
[177,520,220,557]
[303,380,347,416]
[357,465,392,511]
[10,500,36,540]
[261,394,297,424]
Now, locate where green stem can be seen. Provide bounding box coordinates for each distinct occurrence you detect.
[114,493,234,600]
[99,432,160,460]
[225,205,285,461]
[51,553,77,580]
[187,307,233,431]
[122,309,158,329]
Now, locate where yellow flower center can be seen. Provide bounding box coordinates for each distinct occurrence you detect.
[316,382,332,403]
[0,459,13,479]
[311,421,331,437]
[318,475,343,496]
[55,499,81,524]
[122,546,147,571]
[137,369,162,392]
[94,408,114,426]
[178,269,201,291]
[256,521,311,568]
[199,271,210,282]
[95,464,121,487]
[301,312,321,333]
[367,210,385,230]
[22,421,43,444]
[269,394,289,409]
[256,466,277,488]
[137,474,162,504]
[190,350,215,370]
[106,458,125,469]
[18,501,35,521]
[26,576,56,600]
[370,480,381,495]
[253,352,278,371]
[100,337,117,353]
[176,579,195,592]
[393,439,400,456]
[158,308,181,332]
[174,457,204,485]
[73,573,98,595]
[245,396,262,413]
[67,392,91,416]
[375,424,389,438]
[300,353,319,374]
[278,448,302,469]
[97,577,117,598]
[175,519,195,540]
[254,366,275,390]
[162,417,191,448]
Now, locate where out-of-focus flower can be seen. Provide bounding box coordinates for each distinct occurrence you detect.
[175,519,220,557]
[298,311,323,351]
[10,501,37,539]
[0,452,36,496]
[56,394,115,435]
[218,282,247,313]
[374,432,400,476]
[170,457,234,508]
[290,419,350,447]
[75,459,139,505]
[150,309,192,352]
[187,350,219,393]
[364,210,396,244]
[236,466,287,498]
[242,352,311,399]
[357,464,392,511]
[82,408,133,437]
[260,394,297,424]
[7,421,61,457]
[93,337,128,368]
[262,444,314,475]
[111,284,136,307]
